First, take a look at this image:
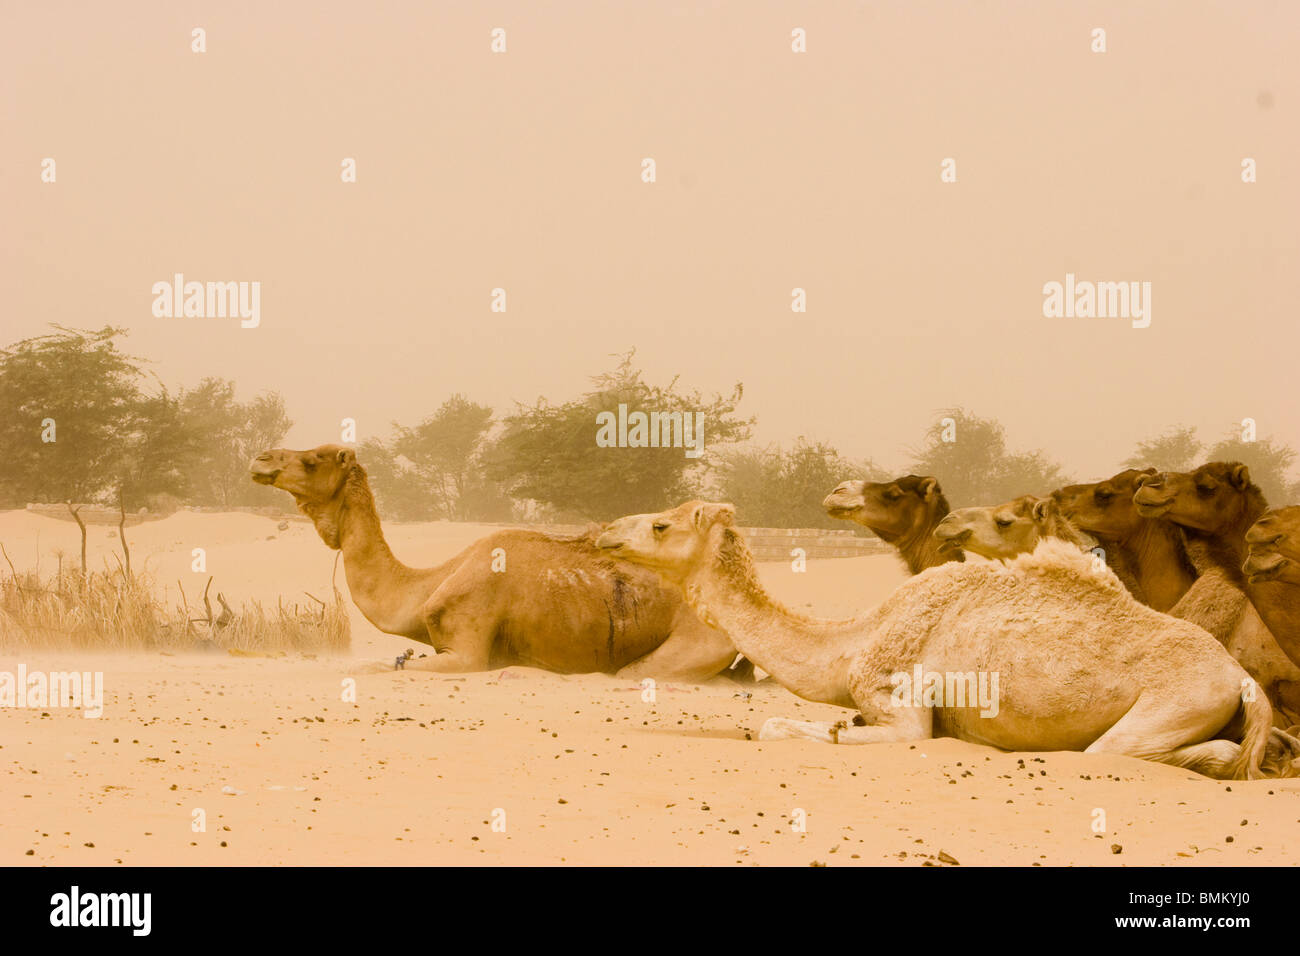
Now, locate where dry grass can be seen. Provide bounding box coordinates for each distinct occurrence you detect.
[0,567,350,655]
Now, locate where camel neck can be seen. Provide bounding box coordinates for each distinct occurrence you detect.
[896,514,955,574]
[1122,519,1196,612]
[328,469,449,636]
[877,505,956,574]
[1247,578,1300,667]
[682,528,868,707]
[1183,498,1266,588]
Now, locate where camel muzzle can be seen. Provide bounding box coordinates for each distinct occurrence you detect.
[1244,551,1287,583]
[822,494,861,515]
[594,531,624,551]
[249,454,283,485]
[1132,491,1174,517]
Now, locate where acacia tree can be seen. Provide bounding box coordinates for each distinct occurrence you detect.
[361,395,511,522]
[179,379,292,508]
[1123,425,1298,503]
[487,352,754,521]
[715,439,885,528]
[0,326,204,577]
[908,408,1070,507]
[395,395,498,520]
[1204,432,1297,505]
[1122,426,1203,474]
[0,326,140,510]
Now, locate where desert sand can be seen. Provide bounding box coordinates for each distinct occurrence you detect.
[3,509,1298,866]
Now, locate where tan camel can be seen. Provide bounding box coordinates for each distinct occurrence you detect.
[1244,507,1300,670]
[823,476,961,574]
[1052,469,1197,613]
[249,445,744,681]
[1135,462,1300,728]
[932,495,1094,560]
[595,501,1295,780]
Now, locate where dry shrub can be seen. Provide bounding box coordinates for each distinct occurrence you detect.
[0,567,349,655]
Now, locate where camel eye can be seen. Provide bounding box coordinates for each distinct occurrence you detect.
[1196,481,1216,495]
[883,488,902,501]
[1096,489,1113,501]
[995,516,1014,529]
[303,461,316,471]
[652,522,669,534]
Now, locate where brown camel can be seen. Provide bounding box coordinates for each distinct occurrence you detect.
[1134,462,1267,587]
[250,445,745,681]
[1052,468,1197,613]
[822,476,961,574]
[1244,507,1300,670]
[1135,462,1300,727]
[595,501,1295,779]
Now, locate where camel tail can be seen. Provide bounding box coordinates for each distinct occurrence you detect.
[1229,690,1273,780]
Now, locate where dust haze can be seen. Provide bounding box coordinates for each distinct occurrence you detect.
[3,0,1296,478]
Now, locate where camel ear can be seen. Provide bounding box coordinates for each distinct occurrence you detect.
[1140,467,1157,477]
[1230,463,1251,490]
[337,448,355,468]
[1031,498,1057,523]
[692,503,736,531]
[918,477,938,500]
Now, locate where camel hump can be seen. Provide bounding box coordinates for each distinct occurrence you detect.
[1007,537,1123,589]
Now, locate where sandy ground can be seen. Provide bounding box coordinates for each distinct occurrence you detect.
[3,510,1299,866]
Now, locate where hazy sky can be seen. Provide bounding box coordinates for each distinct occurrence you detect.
[3,0,1297,483]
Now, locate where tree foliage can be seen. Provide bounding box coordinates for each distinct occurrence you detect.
[714,439,885,528]
[907,408,1071,507]
[486,352,753,521]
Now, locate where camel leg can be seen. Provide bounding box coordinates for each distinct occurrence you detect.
[728,656,756,682]
[351,582,496,675]
[760,705,932,745]
[616,611,740,683]
[1084,688,1243,779]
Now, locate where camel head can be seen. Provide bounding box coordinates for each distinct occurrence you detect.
[250,445,359,547]
[934,495,1086,560]
[1052,468,1157,538]
[1244,506,1300,585]
[596,500,737,583]
[822,475,946,537]
[1134,461,1260,532]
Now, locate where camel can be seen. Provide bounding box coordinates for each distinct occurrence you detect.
[595,500,1297,780]
[1134,462,1267,588]
[249,445,745,681]
[1244,507,1300,670]
[1052,469,1198,612]
[932,495,1095,561]
[1134,462,1300,728]
[822,476,961,574]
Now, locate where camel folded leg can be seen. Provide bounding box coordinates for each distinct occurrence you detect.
[615,612,741,683]
[760,705,932,745]
[1083,689,1245,780]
